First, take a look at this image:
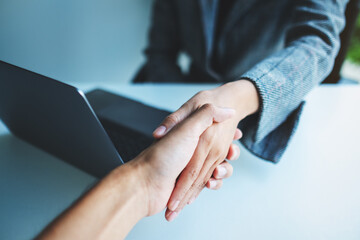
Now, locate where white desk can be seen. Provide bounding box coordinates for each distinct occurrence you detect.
[0,84,360,240]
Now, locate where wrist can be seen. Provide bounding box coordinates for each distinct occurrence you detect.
[218,80,260,120]
[105,158,150,218]
[126,148,180,217]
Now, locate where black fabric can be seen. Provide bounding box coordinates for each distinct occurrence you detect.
[211,0,236,73]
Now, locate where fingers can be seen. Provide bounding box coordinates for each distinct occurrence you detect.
[165,161,232,221]
[153,104,235,139]
[187,150,239,207]
[205,145,240,189]
[165,210,179,222]
[153,102,193,138]
[159,104,235,143]
[166,128,213,212]
[174,147,239,215]
[212,161,234,180]
[211,107,236,123]
[171,153,223,214]
[233,128,243,140]
[165,127,219,221]
[226,144,241,161]
[179,104,236,139]
[162,106,238,222]
[178,161,219,213]
[206,178,223,190]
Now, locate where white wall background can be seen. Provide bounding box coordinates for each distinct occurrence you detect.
[0,0,153,84]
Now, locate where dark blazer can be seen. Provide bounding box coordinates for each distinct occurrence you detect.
[135,0,348,162]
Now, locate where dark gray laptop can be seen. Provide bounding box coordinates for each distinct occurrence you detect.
[0,60,170,178]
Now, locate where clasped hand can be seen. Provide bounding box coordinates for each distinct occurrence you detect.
[150,81,259,221]
[36,81,260,240]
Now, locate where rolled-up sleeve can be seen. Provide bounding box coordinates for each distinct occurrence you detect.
[239,0,348,162]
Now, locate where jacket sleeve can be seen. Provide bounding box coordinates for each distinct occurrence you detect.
[141,0,185,83]
[239,0,349,162]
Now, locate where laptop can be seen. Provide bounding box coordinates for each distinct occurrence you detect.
[0,60,171,178]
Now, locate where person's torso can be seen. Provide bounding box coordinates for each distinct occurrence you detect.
[173,0,294,82]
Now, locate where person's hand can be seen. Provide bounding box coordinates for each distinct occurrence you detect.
[152,80,260,221]
[133,104,237,218]
[204,130,243,191]
[36,105,237,240]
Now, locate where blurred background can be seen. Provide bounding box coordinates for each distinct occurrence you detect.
[0,0,359,85]
[342,14,360,82]
[0,0,153,85]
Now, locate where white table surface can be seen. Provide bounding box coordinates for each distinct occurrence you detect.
[0,83,360,240]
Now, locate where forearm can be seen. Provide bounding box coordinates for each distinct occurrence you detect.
[37,160,147,240]
[240,0,347,142]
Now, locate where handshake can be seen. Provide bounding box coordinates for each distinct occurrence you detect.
[148,102,242,221]
[37,81,259,240]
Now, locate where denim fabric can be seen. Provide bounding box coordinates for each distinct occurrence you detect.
[140,0,348,162]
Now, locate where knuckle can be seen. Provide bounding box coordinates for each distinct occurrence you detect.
[212,148,223,159]
[192,181,204,191]
[188,168,199,180]
[191,96,201,107]
[177,188,188,200]
[201,131,213,146]
[180,101,189,108]
[201,179,208,188]
[202,103,215,114]
[165,114,179,126]
[197,177,208,189]
[196,90,211,100]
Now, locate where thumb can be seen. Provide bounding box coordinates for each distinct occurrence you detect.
[167,104,236,140]
[153,102,193,139]
[151,104,235,184]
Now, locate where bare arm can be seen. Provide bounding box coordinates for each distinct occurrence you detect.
[37,162,147,240]
[36,104,237,240]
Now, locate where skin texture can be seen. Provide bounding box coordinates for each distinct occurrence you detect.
[36,104,238,240]
[153,80,259,221]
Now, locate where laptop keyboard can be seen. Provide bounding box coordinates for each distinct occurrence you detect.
[100,119,153,163]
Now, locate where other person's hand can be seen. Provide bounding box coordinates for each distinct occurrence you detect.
[152,80,259,221]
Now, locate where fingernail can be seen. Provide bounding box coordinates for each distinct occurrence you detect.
[209,179,217,189]
[235,147,240,159]
[153,125,166,136]
[169,200,180,211]
[230,147,238,160]
[167,211,178,222]
[188,197,196,205]
[217,166,227,178]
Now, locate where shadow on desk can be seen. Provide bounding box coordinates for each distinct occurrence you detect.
[233,141,275,182]
[0,134,95,239]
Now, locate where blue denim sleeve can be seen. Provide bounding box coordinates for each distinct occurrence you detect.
[240,0,348,162]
